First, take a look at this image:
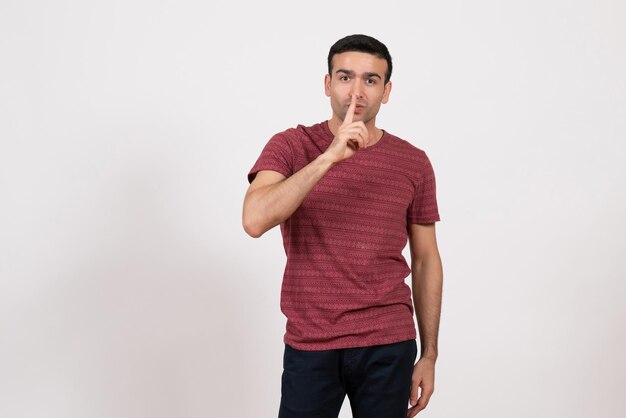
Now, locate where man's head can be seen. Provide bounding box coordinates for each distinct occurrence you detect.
[325,34,393,128]
[328,34,392,85]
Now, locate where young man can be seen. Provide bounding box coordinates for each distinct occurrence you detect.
[243,34,443,418]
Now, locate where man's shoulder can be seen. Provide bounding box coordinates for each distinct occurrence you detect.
[383,131,430,160]
[272,121,329,140]
[268,121,332,153]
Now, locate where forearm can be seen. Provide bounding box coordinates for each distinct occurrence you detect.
[411,254,443,362]
[243,153,335,237]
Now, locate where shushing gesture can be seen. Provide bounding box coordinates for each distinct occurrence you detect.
[324,94,371,163]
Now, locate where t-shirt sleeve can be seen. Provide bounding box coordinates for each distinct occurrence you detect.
[247,132,294,183]
[407,152,441,224]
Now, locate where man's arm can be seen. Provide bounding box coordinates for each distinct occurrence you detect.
[407,222,443,417]
[242,160,333,237]
[242,94,369,238]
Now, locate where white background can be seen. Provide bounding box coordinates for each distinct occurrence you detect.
[1,1,625,417]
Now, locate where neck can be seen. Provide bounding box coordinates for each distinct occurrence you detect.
[327,117,383,144]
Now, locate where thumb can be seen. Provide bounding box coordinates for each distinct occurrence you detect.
[409,383,419,406]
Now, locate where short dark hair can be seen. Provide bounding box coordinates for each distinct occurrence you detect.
[327,34,393,84]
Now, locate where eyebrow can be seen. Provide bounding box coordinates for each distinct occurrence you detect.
[335,69,382,80]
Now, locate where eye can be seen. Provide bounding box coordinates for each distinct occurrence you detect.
[340,75,350,81]
[366,78,377,85]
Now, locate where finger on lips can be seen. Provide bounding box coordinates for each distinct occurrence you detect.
[344,94,357,125]
[340,94,371,151]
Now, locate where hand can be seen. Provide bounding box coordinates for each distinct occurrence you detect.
[324,95,371,163]
[407,357,435,417]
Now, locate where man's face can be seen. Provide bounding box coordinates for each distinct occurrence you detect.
[325,51,392,126]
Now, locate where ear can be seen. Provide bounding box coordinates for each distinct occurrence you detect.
[324,74,331,97]
[381,80,392,104]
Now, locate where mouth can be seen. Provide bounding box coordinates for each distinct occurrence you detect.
[347,103,367,111]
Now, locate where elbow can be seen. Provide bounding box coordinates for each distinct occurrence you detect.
[243,222,263,238]
[242,211,264,238]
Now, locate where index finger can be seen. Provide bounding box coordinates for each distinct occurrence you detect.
[343,94,357,125]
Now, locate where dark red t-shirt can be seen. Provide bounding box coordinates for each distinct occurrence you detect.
[249,121,440,350]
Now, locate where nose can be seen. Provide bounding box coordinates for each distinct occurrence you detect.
[350,84,363,100]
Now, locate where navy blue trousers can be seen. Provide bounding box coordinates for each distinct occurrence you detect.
[278,339,417,418]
